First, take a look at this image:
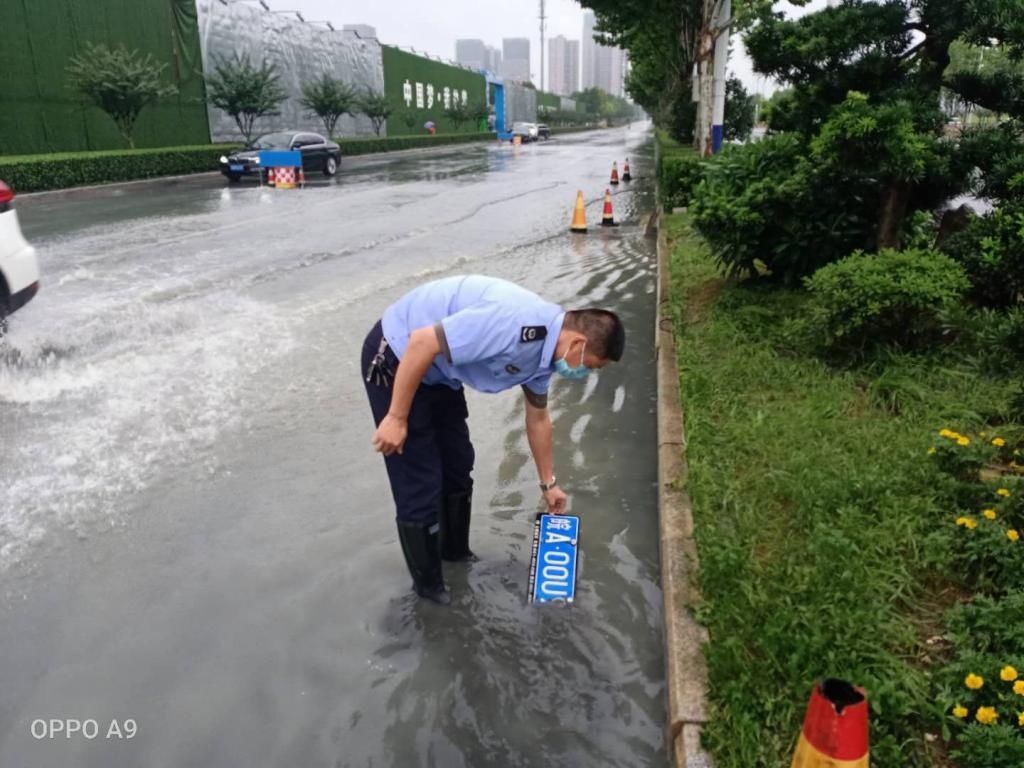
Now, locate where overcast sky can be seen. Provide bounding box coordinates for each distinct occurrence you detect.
[270,0,828,99]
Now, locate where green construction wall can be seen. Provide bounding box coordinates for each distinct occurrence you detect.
[537,91,561,111]
[381,46,487,137]
[0,0,210,155]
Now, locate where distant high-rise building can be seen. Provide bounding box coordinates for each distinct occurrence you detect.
[456,39,488,70]
[502,38,531,82]
[581,11,596,89]
[548,36,580,97]
[486,47,502,74]
[582,10,626,96]
[342,24,376,39]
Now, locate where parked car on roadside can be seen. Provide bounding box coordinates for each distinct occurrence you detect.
[0,180,40,329]
[536,123,551,140]
[219,131,342,182]
[511,122,539,143]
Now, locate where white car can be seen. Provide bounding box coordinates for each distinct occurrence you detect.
[0,180,40,327]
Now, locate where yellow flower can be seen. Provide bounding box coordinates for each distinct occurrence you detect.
[981,431,989,437]
[997,488,1011,497]
[976,706,998,725]
[984,509,998,520]
[1019,712,1024,727]
[1016,680,1024,696]
[928,447,937,455]
[1009,530,1020,542]
[953,704,968,719]
[958,436,971,446]
[993,437,1006,447]
[966,673,985,690]
[940,428,955,438]
[1002,666,1019,682]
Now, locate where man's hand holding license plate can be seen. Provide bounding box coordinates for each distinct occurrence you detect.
[529,514,580,604]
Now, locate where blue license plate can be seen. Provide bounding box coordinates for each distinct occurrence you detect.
[529,514,580,604]
[229,164,244,172]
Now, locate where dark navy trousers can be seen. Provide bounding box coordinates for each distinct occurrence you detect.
[362,321,475,523]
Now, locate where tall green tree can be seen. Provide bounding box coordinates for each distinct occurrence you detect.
[205,54,287,145]
[300,74,358,139]
[65,43,178,149]
[725,77,756,140]
[358,89,391,136]
[742,0,1024,248]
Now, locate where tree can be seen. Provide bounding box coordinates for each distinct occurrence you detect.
[469,101,490,130]
[724,76,755,140]
[740,0,1024,249]
[444,102,470,131]
[358,89,391,136]
[300,74,358,139]
[205,54,287,145]
[65,43,178,149]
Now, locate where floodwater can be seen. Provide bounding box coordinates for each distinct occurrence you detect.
[0,127,667,767]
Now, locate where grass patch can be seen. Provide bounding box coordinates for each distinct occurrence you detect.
[664,213,1018,767]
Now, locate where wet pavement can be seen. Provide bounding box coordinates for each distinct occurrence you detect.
[0,127,667,768]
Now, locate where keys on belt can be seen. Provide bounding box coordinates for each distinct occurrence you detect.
[366,335,396,387]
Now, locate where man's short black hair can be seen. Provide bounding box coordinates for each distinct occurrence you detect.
[564,309,625,362]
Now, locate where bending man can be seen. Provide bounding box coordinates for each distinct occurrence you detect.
[362,275,625,604]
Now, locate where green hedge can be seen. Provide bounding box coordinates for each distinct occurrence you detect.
[0,145,235,193]
[337,132,496,155]
[655,129,703,210]
[2,126,606,193]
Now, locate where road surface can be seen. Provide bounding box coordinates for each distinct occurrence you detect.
[0,127,667,768]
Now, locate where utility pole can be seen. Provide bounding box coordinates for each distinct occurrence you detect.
[711,0,731,153]
[539,0,547,91]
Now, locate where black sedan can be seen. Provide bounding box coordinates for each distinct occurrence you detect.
[219,131,341,182]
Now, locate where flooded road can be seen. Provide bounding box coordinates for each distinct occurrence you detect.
[0,127,667,767]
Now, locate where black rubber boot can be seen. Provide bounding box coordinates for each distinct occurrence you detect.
[396,520,450,605]
[440,491,477,562]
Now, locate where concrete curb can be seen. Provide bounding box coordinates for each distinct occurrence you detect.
[654,217,714,768]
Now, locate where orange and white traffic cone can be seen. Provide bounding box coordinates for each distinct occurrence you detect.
[600,189,618,227]
[610,161,620,185]
[298,166,305,188]
[791,679,869,768]
[267,167,275,187]
[570,190,588,233]
[622,158,632,182]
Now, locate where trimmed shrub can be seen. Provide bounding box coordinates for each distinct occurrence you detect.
[942,202,1024,309]
[658,152,704,210]
[804,248,970,352]
[690,133,823,280]
[0,145,234,193]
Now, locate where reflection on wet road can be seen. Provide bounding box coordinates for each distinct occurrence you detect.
[0,127,667,767]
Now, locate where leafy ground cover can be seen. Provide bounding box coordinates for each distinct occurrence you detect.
[664,213,1024,767]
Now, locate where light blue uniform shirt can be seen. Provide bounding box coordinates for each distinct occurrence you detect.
[382,275,564,401]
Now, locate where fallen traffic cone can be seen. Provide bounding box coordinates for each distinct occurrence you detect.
[610,161,620,185]
[622,158,632,182]
[600,189,618,227]
[791,679,869,768]
[570,190,588,233]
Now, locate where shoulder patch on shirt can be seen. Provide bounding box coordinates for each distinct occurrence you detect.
[520,326,547,343]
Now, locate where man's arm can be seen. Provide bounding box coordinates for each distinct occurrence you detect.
[525,397,567,514]
[372,325,441,456]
